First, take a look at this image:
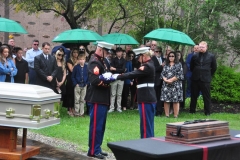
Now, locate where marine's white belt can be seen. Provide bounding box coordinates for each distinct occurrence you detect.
[137,83,154,88]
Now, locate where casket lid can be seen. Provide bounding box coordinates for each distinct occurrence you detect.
[0,82,60,102]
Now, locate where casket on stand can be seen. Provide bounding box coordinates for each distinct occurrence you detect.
[0,82,61,160]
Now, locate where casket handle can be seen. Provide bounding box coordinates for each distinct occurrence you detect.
[170,126,184,138]
[6,108,15,118]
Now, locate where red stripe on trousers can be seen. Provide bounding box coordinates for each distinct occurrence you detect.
[91,103,98,155]
[141,103,147,138]
[151,138,208,160]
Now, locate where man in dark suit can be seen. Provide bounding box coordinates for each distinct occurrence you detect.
[151,46,165,116]
[190,41,217,116]
[34,42,58,90]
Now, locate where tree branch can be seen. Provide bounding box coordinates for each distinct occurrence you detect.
[37,0,62,15]
[74,0,94,21]
[117,18,129,32]
[108,2,127,33]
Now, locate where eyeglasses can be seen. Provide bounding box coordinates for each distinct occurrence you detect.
[169,56,175,58]
[79,48,85,51]
[33,44,39,46]
[57,54,64,57]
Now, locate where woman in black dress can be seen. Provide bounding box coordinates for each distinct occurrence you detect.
[63,48,79,117]
[176,51,187,109]
[54,49,66,105]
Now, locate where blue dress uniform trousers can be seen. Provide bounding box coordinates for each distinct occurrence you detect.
[138,103,156,138]
[88,103,108,155]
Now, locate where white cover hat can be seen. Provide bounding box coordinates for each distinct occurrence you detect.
[97,41,114,50]
[133,47,150,56]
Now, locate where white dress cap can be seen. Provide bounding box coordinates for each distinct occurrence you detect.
[97,41,114,50]
[133,47,150,56]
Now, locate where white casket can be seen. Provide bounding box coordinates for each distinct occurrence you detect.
[0,82,61,129]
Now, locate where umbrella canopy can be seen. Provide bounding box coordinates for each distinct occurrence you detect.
[144,28,195,46]
[0,17,28,34]
[52,29,103,43]
[102,33,139,45]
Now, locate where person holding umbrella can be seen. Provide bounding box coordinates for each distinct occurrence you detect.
[85,41,115,159]
[114,47,156,138]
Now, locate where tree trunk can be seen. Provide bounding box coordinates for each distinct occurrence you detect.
[4,0,10,43]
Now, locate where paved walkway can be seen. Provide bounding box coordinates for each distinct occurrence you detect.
[17,138,94,160]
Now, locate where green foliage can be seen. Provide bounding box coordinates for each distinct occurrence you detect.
[184,97,191,109]
[184,96,204,111]
[196,95,204,111]
[211,65,240,103]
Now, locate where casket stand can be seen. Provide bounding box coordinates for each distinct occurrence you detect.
[0,82,61,160]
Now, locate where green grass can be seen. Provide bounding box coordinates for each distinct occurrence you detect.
[31,107,240,152]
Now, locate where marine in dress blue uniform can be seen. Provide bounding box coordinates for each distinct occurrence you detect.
[85,41,114,159]
[116,47,157,138]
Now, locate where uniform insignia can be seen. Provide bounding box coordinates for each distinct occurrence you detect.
[93,66,100,75]
[139,66,145,71]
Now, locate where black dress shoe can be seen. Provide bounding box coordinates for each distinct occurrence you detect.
[87,153,105,159]
[100,151,108,156]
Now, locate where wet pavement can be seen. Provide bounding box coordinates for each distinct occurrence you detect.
[17,137,95,160]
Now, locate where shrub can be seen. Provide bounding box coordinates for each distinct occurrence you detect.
[184,96,204,111]
[211,65,240,103]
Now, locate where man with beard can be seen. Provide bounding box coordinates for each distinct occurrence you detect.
[189,41,217,116]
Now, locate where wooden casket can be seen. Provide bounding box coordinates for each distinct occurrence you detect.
[165,120,231,144]
[0,82,61,159]
[0,82,61,129]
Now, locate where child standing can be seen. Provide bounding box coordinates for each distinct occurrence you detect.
[71,55,88,117]
[14,47,29,84]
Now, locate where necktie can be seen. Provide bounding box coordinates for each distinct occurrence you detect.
[46,55,48,60]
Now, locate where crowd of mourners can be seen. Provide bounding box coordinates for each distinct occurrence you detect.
[0,38,216,118]
[0,37,217,159]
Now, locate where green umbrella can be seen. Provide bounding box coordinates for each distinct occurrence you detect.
[0,17,28,34]
[102,33,139,45]
[144,28,195,46]
[52,29,103,43]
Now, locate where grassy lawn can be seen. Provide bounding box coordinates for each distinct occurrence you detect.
[31,107,240,153]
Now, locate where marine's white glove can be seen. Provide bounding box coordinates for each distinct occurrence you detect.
[112,74,120,79]
[99,72,115,83]
[102,72,112,80]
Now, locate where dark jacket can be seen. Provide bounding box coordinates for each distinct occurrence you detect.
[117,59,157,103]
[190,51,217,83]
[14,58,29,84]
[85,54,111,105]
[34,53,58,89]
[123,60,133,84]
[186,52,194,78]
[110,57,126,74]
[151,56,165,86]
[103,57,111,71]
[71,63,88,87]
